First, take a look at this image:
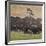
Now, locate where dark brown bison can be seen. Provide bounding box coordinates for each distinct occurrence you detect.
[10,16,42,34]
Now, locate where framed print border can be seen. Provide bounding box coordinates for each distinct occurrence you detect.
[5,1,45,45]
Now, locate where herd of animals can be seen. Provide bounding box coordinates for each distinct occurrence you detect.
[10,16,42,34]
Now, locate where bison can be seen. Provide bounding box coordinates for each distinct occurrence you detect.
[10,16,42,34]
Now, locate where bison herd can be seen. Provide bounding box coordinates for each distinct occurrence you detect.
[10,16,42,34]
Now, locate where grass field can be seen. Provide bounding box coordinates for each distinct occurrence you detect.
[10,31,42,41]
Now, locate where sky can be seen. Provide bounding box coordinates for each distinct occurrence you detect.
[10,4,42,18]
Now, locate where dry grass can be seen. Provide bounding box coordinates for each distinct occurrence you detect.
[10,31,42,41]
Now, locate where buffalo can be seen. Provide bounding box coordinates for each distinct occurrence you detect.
[10,16,42,34]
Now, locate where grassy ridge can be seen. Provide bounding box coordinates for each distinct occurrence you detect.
[10,31,42,41]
